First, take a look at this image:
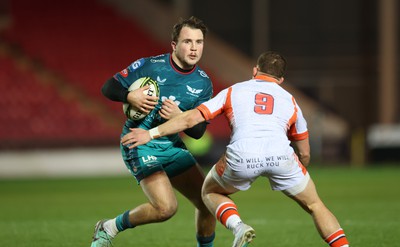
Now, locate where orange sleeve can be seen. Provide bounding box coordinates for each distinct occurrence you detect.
[287,96,309,141]
[197,87,232,121]
[197,104,213,121]
[288,129,309,141]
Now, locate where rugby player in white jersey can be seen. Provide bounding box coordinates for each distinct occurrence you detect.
[122,51,350,247]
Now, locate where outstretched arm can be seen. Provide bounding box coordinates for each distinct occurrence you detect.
[121,109,206,148]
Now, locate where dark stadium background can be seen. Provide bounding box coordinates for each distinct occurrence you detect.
[0,0,399,178]
[1,2,400,246]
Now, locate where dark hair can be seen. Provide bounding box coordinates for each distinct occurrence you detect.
[171,16,208,42]
[257,51,287,78]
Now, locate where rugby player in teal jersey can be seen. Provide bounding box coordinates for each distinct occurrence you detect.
[90,16,216,247]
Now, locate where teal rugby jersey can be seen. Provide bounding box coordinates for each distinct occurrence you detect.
[114,53,213,144]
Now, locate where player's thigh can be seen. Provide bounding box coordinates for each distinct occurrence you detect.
[120,142,165,183]
[286,177,322,213]
[170,163,205,205]
[140,170,178,209]
[203,163,239,195]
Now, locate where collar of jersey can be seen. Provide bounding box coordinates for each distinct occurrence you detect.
[169,53,196,74]
[254,74,279,83]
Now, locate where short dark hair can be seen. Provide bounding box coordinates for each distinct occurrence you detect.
[171,16,208,42]
[257,51,287,78]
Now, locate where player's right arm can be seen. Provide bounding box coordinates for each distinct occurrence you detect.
[291,138,311,166]
[286,97,310,166]
[101,77,129,103]
[102,77,158,114]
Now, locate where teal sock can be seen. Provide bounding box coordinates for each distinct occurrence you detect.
[115,210,135,232]
[197,232,215,247]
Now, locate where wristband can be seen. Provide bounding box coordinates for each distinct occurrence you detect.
[149,127,161,139]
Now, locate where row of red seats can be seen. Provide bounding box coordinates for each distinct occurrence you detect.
[0,54,120,148]
[3,0,167,115]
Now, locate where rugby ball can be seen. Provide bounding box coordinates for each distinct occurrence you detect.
[123,77,159,120]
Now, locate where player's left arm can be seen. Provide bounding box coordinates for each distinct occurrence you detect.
[121,109,206,148]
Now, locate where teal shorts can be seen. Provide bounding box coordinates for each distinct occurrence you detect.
[120,140,196,183]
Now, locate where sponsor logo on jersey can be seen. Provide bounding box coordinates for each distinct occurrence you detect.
[198,69,209,78]
[186,85,203,97]
[130,58,144,70]
[150,59,166,63]
[157,76,167,85]
[119,69,128,78]
[161,95,181,106]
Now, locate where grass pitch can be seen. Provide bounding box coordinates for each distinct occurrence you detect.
[1,165,399,247]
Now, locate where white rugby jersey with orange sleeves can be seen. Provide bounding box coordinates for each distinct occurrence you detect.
[196,74,310,191]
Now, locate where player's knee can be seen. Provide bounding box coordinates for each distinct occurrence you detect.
[154,202,178,221]
[201,190,209,205]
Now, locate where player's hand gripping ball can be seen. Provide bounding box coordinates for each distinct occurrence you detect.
[123,77,159,120]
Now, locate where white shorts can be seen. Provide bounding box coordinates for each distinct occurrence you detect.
[211,151,310,196]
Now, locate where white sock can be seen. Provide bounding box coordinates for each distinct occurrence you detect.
[226,215,242,234]
[103,218,119,238]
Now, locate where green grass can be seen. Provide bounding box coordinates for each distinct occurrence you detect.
[1,166,400,246]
